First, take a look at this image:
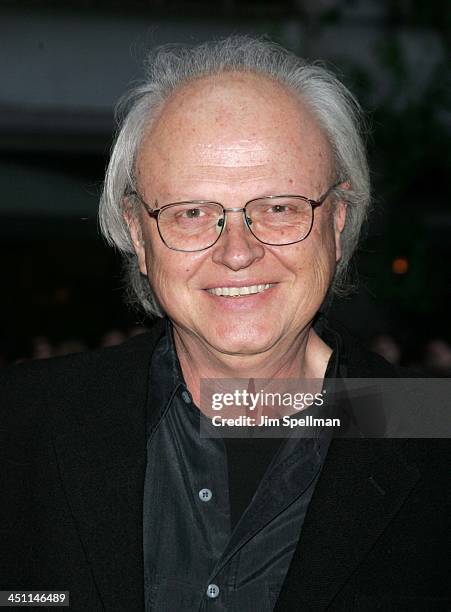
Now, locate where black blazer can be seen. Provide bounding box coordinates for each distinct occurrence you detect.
[1,319,450,611]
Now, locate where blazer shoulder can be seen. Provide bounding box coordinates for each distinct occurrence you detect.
[325,317,418,378]
[0,318,165,435]
[2,319,163,383]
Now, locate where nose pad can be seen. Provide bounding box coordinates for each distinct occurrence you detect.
[212,209,265,269]
[215,217,225,235]
[215,211,253,237]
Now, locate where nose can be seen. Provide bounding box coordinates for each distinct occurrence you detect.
[211,209,265,271]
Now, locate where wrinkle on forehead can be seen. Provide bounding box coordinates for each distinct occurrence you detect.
[168,164,276,185]
[194,141,270,167]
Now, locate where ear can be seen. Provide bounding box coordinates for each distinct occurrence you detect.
[123,198,148,276]
[333,182,350,263]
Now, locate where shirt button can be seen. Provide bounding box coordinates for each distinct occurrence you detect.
[199,488,212,502]
[181,390,192,404]
[206,584,220,599]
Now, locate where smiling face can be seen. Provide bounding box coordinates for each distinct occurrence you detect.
[129,72,346,358]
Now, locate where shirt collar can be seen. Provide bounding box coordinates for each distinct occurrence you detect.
[147,318,186,436]
[146,316,344,436]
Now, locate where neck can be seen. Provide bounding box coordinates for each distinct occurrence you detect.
[173,323,333,407]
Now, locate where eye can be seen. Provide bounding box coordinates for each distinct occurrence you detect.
[269,204,291,214]
[179,207,205,219]
[165,203,221,227]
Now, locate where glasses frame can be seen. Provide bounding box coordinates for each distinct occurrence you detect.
[129,181,342,252]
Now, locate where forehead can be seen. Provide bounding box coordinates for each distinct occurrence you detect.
[136,72,334,193]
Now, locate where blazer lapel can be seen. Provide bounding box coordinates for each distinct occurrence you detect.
[275,439,420,611]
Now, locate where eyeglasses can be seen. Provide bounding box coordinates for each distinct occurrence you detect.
[129,182,341,252]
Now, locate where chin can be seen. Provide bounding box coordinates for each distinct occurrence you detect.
[205,325,279,357]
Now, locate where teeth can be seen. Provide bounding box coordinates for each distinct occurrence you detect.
[207,283,273,297]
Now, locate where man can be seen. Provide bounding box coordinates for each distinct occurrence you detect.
[1,37,450,611]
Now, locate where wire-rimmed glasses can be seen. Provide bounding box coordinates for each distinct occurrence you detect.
[129,182,341,252]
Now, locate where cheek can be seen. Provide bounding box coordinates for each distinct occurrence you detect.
[315,216,338,270]
[143,243,201,305]
[141,237,173,300]
[146,257,168,302]
[289,225,336,295]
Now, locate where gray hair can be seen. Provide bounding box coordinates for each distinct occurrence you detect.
[99,35,370,318]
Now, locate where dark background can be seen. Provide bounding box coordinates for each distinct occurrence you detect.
[1,0,450,369]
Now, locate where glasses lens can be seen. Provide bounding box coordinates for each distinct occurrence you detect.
[158,202,224,251]
[246,197,313,245]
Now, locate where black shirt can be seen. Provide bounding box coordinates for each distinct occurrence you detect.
[143,320,340,611]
